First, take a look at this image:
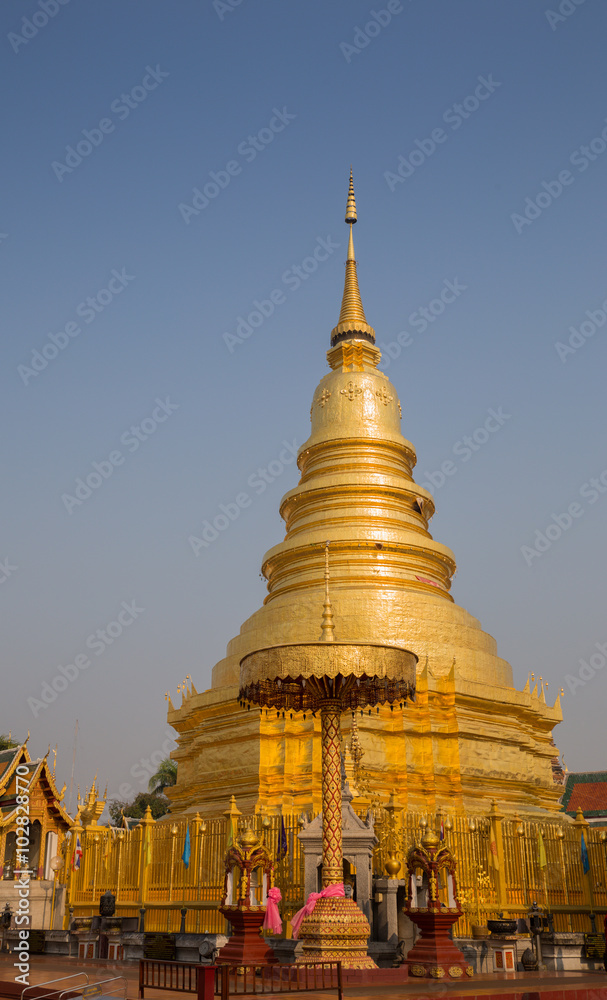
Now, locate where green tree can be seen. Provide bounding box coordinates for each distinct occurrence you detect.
[148,758,177,794]
[108,792,170,826]
[0,734,19,751]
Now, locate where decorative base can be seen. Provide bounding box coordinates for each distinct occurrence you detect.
[297,897,376,970]
[217,906,277,966]
[405,909,472,979]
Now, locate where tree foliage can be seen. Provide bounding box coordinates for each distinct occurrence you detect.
[108,792,170,826]
[148,758,177,793]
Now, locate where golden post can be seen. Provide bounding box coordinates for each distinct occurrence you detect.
[138,805,155,913]
[515,816,529,909]
[489,800,507,910]
[573,806,593,927]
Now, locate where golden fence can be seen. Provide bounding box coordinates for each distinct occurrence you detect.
[65,811,305,934]
[66,804,607,938]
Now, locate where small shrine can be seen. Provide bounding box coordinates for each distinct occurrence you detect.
[216,826,278,966]
[403,828,473,979]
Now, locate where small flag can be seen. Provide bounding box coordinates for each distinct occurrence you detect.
[144,830,151,868]
[277,817,288,862]
[439,820,445,841]
[538,831,547,870]
[182,824,191,869]
[489,837,500,871]
[581,832,590,875]
[72,835,82,870]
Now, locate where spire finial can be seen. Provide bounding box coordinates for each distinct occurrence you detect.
[331,169,375,347]
[319,541,335,642]
[345,166,357,224]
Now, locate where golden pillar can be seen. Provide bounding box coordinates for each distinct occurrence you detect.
[573,806,593,926]
[319,700,343,888]
[489,799,507,910]
[138,805,155,913]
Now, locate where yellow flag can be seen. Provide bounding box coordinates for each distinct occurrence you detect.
[538,831,547,870]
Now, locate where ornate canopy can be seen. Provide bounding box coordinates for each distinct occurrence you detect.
[239,641,416,713]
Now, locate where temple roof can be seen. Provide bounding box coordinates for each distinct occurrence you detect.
[561,771,607,817]
[0,744,72,830]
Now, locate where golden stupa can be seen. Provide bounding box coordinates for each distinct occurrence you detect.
[168,171,562,819]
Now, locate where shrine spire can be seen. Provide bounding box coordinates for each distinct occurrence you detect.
[330,168,375,346]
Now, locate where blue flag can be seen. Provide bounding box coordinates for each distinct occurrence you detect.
[581,832,589,875]
[182,824,191,868]
[277,817,287,862]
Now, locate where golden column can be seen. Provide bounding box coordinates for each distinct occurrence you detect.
[318,542,344,890]
[319,698,342,887]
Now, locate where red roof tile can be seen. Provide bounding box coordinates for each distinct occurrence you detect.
[566,780,607,815]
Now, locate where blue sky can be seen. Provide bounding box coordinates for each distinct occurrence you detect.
[2,0,606,810]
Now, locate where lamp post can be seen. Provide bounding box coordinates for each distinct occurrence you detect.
[49,855,64,930]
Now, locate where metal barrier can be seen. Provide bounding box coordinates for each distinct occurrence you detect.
[138,960,343,1000]
[78,979,128,1000]
[139,960,213,1000]
[217,963,343,1000]
[21,974,89,1000]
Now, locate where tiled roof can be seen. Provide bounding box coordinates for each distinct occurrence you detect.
[561,771,607,817]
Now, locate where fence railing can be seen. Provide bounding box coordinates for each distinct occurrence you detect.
[65,802,606,937]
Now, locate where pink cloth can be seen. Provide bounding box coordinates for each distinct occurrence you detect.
[291,882,345,939]
[262,887,283,935]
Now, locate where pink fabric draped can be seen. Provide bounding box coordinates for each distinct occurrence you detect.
[262,887,283,935]
[291,882,345,939]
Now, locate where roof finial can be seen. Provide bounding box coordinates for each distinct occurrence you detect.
[345,166,357,224]
[331,169,375,347]
[319,541,335,642]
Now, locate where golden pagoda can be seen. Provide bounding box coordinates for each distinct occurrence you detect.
[168,171,562,820]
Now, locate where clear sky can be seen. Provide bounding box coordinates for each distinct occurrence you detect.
[2,0,606,812]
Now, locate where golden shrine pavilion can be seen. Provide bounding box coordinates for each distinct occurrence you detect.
[167,173,562,821]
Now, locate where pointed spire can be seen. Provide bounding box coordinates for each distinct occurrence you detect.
[319,541,335,641]
[330,169,375,347]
